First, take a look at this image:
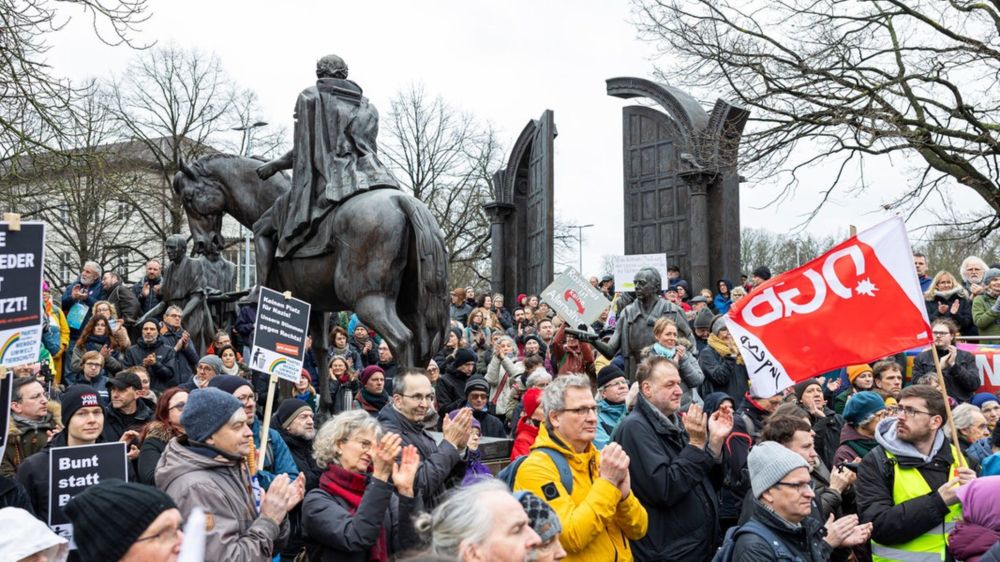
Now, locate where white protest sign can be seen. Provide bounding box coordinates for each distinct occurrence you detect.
[612,253,668,291]
[540,268,611,328]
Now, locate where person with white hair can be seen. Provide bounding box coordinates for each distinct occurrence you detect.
[414,479,542,562]
[961,256,989,296]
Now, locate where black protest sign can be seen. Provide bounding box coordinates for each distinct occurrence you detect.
[0,373,10,463]
[49,442,129,546]
[0,222,45,368]
[250,287,311,383]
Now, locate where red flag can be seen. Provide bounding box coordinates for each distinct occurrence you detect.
[725,218,931,397]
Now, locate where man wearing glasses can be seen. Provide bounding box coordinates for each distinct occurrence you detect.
[856,384,976,562]
[1,376,57,477]
[66,479,183,562]
[734,441,871,561]
[513,374,648,562]
[378,368,472,508]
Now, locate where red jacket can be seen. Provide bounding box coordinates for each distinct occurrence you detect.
[550,325,595,377]
[510,420,539,461]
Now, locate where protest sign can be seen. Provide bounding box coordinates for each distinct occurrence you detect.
[0,222,45,368]
[540,268,611,328]
[49,442,128,548]
[612,253,668,291]
[0,372,11,463]
[249,287,311,384]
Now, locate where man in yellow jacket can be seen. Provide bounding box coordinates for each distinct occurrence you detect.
[513,374,648,562]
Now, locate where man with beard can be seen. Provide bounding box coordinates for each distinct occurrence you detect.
[101,270,141,335]
[123,319,179,392]
[104,370,155,442]
[1,377,57,477]
[133,259,164,317]
[961,256,988,297]
[856,384,975,562]
[272,398,319,561]
[378,368,471,508]
[61,261,103,350]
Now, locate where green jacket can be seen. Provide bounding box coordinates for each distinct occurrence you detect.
[972,293,1000,336]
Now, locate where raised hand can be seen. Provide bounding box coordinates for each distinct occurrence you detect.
[707,405,734,455]
[442,408,473,449]
[372,432,403,481]
[599,443,630,487]
[392,445,420,497]
[682,404,708,448]
[259,474,295,524]
[824,514,872,548]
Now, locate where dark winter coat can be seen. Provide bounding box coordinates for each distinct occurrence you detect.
[435,370,469,419]
[159,326,198,384]
[138,421,178,485]
[0,474,33,513]
[731,499,834,562]
[699,345,749,400]
[926,290,977,337]
[376,405,463,509]
[122,337,179,391]
[613,393,722,562]
[102,281,142,328]
[912,347,981,403]
[810,407,845,469]
[132,276,163,317]
[720,394,768,519]
[103,397,154,441]
[302,478,420,562]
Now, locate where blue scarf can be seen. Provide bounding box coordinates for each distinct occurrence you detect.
[652,343,676,359]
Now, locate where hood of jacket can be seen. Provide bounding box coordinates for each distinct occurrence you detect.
[155,436,242,491]
[875,417,946,464]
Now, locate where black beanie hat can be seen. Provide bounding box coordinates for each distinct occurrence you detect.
[61,384,102,427]
[273,398,311,429]
[207,374,253,395]
[597,364,626,389]
[453,347,478,368]
[64,479,177,562]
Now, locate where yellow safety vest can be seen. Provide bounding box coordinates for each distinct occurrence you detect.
[871,446,964,562]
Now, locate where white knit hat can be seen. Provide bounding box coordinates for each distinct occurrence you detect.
[748,441,809,498]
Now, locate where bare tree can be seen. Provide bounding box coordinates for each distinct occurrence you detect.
[633,0,1000,235]
[0,0,150,161]
[227,89,289,160]
[107,45,238,237]
[915,228,1000,280]
[2,85,160,288]
[381,84,503,286]
[740,228,840,277]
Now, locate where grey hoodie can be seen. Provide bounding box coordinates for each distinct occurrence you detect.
[155,438,289,562]
[874,417,946,464]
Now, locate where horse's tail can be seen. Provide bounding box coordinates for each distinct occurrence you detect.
[396,195,449,366]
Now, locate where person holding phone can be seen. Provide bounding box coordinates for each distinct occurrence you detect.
[93,300,132,351]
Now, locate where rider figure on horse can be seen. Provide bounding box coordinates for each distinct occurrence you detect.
[255,54,399,288]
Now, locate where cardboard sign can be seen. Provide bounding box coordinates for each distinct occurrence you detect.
[250,287,311,383]
[49,442,129,549]
[0,222,45,368]
[540,268,611,328]
[612,253,668,292]
[0,372,11,464]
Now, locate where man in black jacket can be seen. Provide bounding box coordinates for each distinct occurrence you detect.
[122,319,179,392]
[132,259,163,317]
[435,347,478,419]
[615,355,733,561]
[911,319,980,404]
[104,370,154,442]
[378,368,470,508]
[734,441,870,562]
[856,384,975,562]
[101,271,141,334]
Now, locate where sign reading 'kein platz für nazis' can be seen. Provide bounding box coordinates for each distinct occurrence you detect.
[250,287,311,383]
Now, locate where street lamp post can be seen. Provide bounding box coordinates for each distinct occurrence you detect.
[232,121,268,289]
[569,224,595,274]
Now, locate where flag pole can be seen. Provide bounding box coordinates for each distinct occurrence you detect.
[929,344,966,468]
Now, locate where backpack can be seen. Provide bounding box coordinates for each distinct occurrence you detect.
[497,447,573,494]
[711,520,804,562]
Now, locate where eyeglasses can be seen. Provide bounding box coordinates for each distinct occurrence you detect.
[234,393,255,404]
[349,439,374,451]
[84,362,103,368]
[560,406,598,416]
[402,394,435,403]
[931,331,951,336]
[898,406,933,418]
[169,401,186,411]
[134,524,181,544]
[774,481,812,493]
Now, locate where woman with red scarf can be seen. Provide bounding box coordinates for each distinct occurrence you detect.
[302,409,421,562]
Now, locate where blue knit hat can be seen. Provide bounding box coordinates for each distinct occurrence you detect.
[971,392,1000,410]
[181,387,243,442]
[843,391,886,425]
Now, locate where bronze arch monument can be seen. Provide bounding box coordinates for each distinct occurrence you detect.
[607,77,749,293]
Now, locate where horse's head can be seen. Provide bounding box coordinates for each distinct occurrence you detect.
[173,159,226,256]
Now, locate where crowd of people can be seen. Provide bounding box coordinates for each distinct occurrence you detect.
[6,252,1000,562]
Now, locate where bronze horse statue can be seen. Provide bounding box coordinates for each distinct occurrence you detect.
[172,153,449,411]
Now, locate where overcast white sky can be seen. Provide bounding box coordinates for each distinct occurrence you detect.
[45,0,961,275]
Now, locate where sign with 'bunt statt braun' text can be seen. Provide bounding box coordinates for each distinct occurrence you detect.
[49,442,129,550]
[250,287,311,383]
